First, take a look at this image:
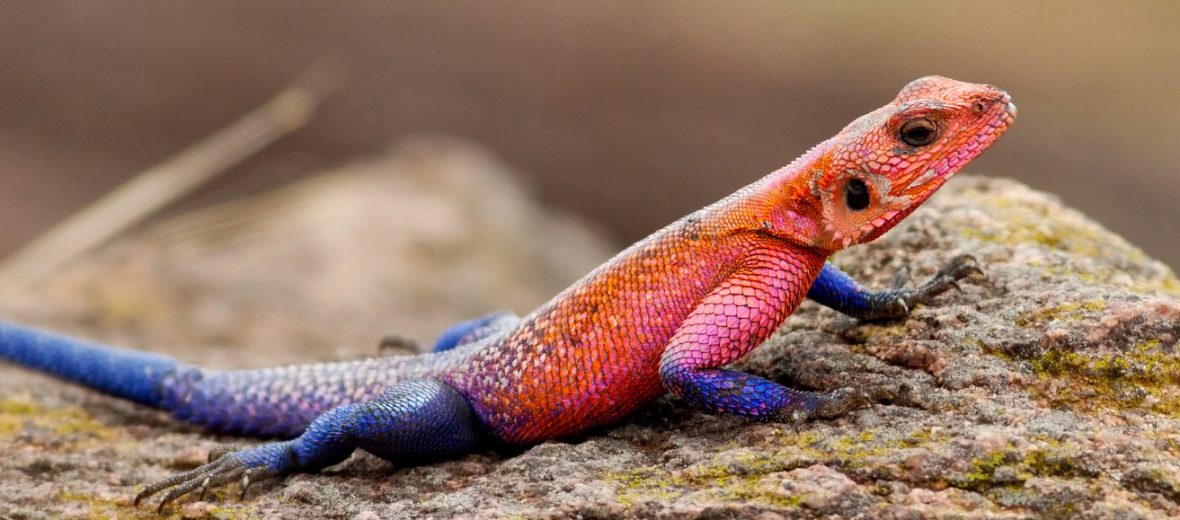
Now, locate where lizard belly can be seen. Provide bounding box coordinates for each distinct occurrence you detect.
[447,219,755,443]
[450,334,669,444]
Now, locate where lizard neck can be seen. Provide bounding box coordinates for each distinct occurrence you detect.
[700,137,837,255]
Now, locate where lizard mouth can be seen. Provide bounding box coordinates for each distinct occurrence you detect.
[850,88,1016,247]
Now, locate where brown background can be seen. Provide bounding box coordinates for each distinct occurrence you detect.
[1,1,1177,268]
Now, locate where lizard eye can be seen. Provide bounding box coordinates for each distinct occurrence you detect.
[844,178,871,211]
[899,118,938,146]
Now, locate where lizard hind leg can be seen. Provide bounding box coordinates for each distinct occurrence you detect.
[376,310,521,356]
[429,310,521,353]
[137,379,482,512]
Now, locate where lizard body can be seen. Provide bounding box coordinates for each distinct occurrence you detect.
[0,76,1015,510]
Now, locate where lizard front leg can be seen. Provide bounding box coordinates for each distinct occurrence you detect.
[806,255,982,321]
[657,247,883,424]
[136,379,481,512]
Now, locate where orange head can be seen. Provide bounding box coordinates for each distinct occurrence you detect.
[762,76,1016,252]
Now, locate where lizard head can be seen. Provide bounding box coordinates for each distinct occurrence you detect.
[804,75,1016,251]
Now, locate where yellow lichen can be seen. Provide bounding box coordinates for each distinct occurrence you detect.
[57,491,154,520]
[606,427,952,509]
[954,193,1179,296]
[606,446,816,509]
[0,396,120,444]
[58,489,260,519]
[1162,275,1180,296]
[952,450,1010,491]
[946,441,1085,494]
[1026,340,1180,415]
[1015,299,1107,327]
[961,196,1143,264]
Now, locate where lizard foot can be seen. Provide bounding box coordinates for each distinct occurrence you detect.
[897,254,983,312]
[135,442,290,513]
[207,444,241,463]
[378,334,421,356]
[137,379,481,511]
[792,384,906,423]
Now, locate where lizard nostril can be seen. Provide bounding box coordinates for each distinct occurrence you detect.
[971,101,988,115]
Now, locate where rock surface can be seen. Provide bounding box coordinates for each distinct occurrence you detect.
[1,140,1178,519]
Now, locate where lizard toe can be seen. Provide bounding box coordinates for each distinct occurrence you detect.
[207,445,240,463]
[890,266,913,290]
[906,255,986,307]
[138,441,292,512]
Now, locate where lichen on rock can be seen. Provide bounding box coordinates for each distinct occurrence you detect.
[1,142,1178,519]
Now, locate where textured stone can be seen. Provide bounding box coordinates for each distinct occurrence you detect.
[1,140,1178,519]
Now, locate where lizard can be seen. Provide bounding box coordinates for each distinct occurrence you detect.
[0,75,1015,512]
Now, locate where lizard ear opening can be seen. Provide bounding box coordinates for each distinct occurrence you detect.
[843,178,872,211]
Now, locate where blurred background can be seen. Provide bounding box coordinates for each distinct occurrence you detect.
[1,1,1177,269]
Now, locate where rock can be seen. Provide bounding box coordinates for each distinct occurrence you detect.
[1,139,1178,519]
[179,501,217,519]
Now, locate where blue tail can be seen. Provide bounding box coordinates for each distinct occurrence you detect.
[0,321,187,408]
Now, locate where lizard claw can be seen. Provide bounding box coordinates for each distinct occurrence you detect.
[378,334,421,355]
[936,254,983,281]
[135,465,205,507]
[809,387,873,419]
[807,385,901,420]
[197,476,212,501]
[894,297,910,316]
[787,409,808,433]
[891,266,912,290]
[240,470,256,500]
[154,464,247,513]
[778,387,874,425]
[896,254,984,313]
[136,442,287,512]
[207,445,238,463]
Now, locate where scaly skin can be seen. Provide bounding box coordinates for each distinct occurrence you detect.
[0,76,1015,511]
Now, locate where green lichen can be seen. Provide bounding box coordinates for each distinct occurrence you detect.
[607,465,682,506]
[959,198,1103,258]
[685,460,804,509]
[606,428,948,509]
[1027,339,1180,415]
[1124,466,1180,503]
[951,450,1010,492]
[1145,429,1180,458]
[58,490,258,520]
[0,396,120,443]
[1127,270,1180,297]
[607,450,810,509]
[606,442,827,509]
[0,406,26,437]
[57,491,158,520]
[58,489,259,520]
[1162,275,1180,296]
[1014,299,1106,327]
[946,441,1087,494]
[1018,444,1090,480]
[827,430,895,469]
[956,193,1180,295]
[900,426,952,448]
